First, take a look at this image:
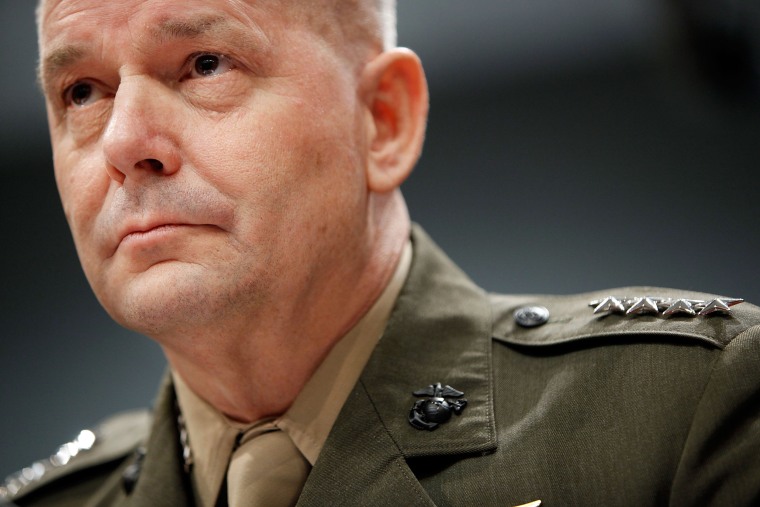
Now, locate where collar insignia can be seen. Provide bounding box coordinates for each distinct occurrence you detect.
[408,383,467,431]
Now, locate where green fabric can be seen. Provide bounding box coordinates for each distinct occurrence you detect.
[298,226,760,506]
[87,374,193,507]
[12,226,760,506]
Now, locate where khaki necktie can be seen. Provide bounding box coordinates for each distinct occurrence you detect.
[226,426,311,507]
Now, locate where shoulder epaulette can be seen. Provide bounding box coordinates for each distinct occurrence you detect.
[491,287,760,349]
[0,409,151,503]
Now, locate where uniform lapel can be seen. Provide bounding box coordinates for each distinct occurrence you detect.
[296,381,438,506]
[123,375,193,507]
[83,374,192,507]
[298,227,496,505]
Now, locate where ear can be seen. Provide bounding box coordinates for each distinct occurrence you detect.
[360,48,429,194]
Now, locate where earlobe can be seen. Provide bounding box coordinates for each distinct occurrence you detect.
[361,48,429,194]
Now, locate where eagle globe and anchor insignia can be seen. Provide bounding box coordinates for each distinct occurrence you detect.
[408,383,468,430]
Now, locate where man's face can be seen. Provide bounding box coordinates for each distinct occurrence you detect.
[39,0,374,336]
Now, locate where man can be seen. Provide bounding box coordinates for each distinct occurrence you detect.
[2,0,759,505]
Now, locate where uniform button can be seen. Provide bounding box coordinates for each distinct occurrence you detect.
[514,305,550,328]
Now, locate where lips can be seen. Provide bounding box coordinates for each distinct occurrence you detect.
[122,223,181,240]
[114,219,195,254]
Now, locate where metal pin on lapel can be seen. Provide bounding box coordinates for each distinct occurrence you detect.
[408,383,467,430]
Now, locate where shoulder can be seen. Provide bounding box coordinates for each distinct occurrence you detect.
[489,286,760,350]
[0,409,151,504]
[472,288,760,505]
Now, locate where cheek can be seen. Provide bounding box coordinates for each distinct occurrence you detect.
[53,141,109,247]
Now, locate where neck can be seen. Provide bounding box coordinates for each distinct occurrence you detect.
[161,192,410,423]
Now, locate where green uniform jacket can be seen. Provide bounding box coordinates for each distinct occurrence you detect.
[6,227,760,506]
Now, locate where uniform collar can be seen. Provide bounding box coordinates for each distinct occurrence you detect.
[123,373,193,507]
[298,225,496,505]
[360,225,496,457]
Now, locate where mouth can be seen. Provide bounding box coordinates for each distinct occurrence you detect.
[124,223,183,239]
[116,222,195,252]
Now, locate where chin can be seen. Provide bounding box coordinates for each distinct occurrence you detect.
[119,294,213,337]
[99,260,268,338]
[98,263,223,337]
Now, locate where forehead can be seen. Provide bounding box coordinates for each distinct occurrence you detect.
[38,0,343,36]
[38,0,372,48]
[40,0,279,39]
[37,0,359,70]
[37,0,349,86]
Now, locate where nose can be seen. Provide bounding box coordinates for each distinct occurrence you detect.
[102,77,181,184]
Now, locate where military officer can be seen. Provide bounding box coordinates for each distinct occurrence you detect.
[3,0,759,505]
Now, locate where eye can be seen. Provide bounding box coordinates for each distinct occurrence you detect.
[188,53,235,78]
[64,80,107,108]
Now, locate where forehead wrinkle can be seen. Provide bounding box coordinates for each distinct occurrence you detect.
[148,13,270,55]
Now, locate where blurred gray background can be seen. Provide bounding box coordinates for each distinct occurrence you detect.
[2,0,759,478]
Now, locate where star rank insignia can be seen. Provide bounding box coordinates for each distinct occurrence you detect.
[626,297,659,315]
[589,296,744,318]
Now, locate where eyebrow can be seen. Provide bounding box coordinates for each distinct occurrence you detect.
[151,15,230,42]
[39,44,86,92]
[39,14,266,94]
